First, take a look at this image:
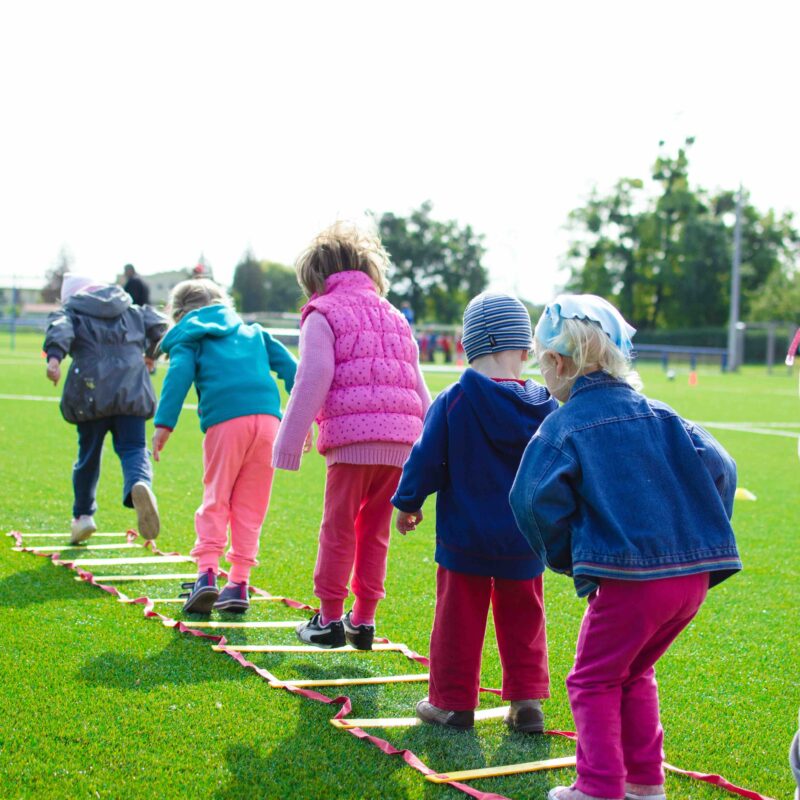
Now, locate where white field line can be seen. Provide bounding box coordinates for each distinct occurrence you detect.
[699,422,800,439]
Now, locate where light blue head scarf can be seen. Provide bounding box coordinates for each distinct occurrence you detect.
[535,294,636,357]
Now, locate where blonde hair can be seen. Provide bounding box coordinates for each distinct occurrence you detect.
[168,278,232,323]
[534,318,642,391]
[295,221,390,297]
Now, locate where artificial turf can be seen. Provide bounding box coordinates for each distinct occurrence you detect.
[0,331,796,799]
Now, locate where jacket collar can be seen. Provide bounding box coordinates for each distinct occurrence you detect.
[569,370,630,399]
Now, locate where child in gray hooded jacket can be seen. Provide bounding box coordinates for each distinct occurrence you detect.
[44,273,167,544]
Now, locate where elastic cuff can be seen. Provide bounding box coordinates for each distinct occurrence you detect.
[272,450,302,471]
[154,425,173,432]
[46,349,64,362]
[320,598,344,625]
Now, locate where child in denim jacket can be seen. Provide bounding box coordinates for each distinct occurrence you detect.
[509,295,741,800]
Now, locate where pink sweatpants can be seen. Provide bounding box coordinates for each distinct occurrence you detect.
[568,573,709,799]
[429,566,550,711]
[192,414,279,585]
[313,463,401,624]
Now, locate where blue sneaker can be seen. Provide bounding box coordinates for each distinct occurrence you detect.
[179,569,219,614]
[213,582,250,613]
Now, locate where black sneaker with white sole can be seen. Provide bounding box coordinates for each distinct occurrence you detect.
[342,610,375,650]
[295,613,346,649]
[179,569,219,614]
[213,581,250,613]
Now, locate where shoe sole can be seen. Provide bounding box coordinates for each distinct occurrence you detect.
[344,629,374,650]
[70,524,97,546]
[504,718,545,734]
[182,587,219,614]
[131,483,160,540]
[416,714,474,730]
[213,599,249,613]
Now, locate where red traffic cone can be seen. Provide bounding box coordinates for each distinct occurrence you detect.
[688,371,698,386]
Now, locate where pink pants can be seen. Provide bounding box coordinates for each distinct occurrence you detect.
[192,414,279,585]
[429,566,550,710]
[313,463,401,623]
[568,573,709,799]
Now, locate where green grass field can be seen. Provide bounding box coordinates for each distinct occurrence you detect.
[0,331,796,800]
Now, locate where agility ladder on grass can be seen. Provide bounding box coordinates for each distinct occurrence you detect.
[8,529,776,800]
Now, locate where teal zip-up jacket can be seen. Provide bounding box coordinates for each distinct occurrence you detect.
[154,305,297,433]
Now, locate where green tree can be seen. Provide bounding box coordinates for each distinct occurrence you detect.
[232,255,303,313]
[565,140,800,329]
[232,252,267,312]
[262,261,303,312]
[378,201,489,323]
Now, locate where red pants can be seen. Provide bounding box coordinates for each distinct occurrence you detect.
[192,415,279,584]
[428,566,550,711]
[313,463,401,618]
[568,574,708,799]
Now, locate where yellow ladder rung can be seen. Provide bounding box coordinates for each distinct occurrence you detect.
[426,755,577,783]
[10,532,131,538]
[69,555,193,567]
[146,595,284,603]
[273,673,429,688]
[13,543,142,552]
[76,573,199,582]
[166,620,299,629]
[212,643,406,654]
[332,704,508,729]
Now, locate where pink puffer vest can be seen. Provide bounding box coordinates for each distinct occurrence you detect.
[300,270,423,453]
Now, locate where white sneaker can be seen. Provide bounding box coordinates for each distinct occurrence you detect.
[70,515,97,545]
[131,482,160,540]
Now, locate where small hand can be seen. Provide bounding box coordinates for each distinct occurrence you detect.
[152,428,171,462]
[144,356,156,371]
[395,509,423,535]
[303,429,314,454]
[46,358,61,386]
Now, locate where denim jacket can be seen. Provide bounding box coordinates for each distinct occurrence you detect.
[509,372,741,597]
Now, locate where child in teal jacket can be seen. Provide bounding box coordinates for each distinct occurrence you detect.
[153,279,297,613]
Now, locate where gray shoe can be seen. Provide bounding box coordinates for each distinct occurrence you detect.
[504,699,544,733]
[415,699,474,730]
[131,482,160,540]
[70,515,97,545]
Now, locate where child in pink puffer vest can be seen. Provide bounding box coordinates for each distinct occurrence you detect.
[273,222,431,649]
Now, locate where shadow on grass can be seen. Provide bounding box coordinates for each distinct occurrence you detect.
[78,636,247,691]
[0,562,98,608]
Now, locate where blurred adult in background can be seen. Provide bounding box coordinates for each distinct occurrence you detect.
[123,264,151,306]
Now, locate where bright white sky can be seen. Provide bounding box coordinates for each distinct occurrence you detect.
[1,1,798,302]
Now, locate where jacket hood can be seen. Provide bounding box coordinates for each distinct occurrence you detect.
[459,369,555,455]
[65,285,132,319]
[160,304,243,353]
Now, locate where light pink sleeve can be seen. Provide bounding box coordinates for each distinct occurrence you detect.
[272,312,335,470]
[414,353,432,418]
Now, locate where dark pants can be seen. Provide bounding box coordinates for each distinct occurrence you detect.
[73,416,152,518]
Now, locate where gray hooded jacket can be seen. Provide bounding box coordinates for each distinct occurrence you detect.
[44,285,168,424]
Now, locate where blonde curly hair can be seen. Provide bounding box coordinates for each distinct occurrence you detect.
[168,278,232,323]
[295,221,390,297]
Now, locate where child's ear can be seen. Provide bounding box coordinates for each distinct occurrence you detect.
[553,353,567,377]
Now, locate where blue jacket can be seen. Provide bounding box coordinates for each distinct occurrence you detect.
[509,372,741,597]
[154,305,297,433]
[392,370,558,580]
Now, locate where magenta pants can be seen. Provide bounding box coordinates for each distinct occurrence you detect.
[313,463,401,619]
[192,414,279,584]
[428,566,550,711]
[568,573,709,799]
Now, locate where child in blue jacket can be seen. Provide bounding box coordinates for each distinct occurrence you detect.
[509,294,740,800]
[392,293,558,732]
[152,279,297,614]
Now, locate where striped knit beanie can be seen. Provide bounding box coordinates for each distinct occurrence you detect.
[461,292,532,363]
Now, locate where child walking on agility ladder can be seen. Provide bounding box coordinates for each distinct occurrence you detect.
[152,279,297,614]
[272,222,431,649]
[392,292,558,732]
[510,294,741,800]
